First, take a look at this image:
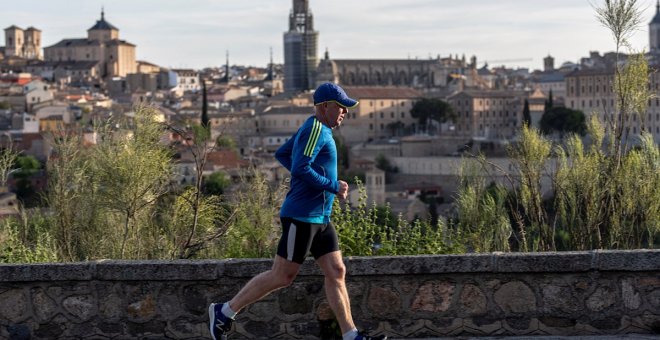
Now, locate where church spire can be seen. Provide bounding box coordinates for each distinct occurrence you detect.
[101,6,105,20]
[267,47,274,81]
[223,50,230,83]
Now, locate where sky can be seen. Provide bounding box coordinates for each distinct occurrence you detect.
[1,0,657,71]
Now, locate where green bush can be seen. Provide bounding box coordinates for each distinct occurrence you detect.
[333,180,463,256]
[0,211,58,263]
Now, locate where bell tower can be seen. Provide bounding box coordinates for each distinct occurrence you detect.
[283,0,319,92]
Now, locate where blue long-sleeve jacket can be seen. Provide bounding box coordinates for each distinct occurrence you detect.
[275,116,338,224]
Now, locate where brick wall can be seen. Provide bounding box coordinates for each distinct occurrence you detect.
[0,250,659,339]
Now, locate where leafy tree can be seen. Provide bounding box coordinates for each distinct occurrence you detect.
[386,121,405,137]
[14,155,40,174]
[374,153,396,173]
[410,98,455,131]
[13,155,41,205]
[216,135,236,150]
[539,107,587,136]
[92,107,173,258]
[204,171,231,196]
[522,99,531,127]
[0,101,10,110]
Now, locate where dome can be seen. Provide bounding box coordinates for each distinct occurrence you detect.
[88,9,118,31]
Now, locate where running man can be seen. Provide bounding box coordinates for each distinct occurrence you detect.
[209,83,387,340]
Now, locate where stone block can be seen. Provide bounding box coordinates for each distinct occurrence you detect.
[464,317,502,334]
[0,263,93,282]
[95,260,219,280]
[126,320,167,336]
[127,294,156,321]
[0,289,29,322]
[494,281,536,314]
[459,283,487,315]
[541,284,581,315]
[346,254,492,275]
[411,281,455,313]
[32,321,64,339]
[621,278,641,310]
[495,251,592,273]
[31,287,59,322]
[62,294,96,322]
[596,249,660,271]
[367,286,402,319]
[98,293,123,320]
[539,316,577,328]
[586,286,617,312]
[278,283,315,316]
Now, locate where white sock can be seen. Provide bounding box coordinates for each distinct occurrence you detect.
[221,302,237,319]
[342,329,358,340]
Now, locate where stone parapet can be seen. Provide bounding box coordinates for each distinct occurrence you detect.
[0,250,658,338]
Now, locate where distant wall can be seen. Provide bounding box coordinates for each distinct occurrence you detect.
[0,250,659,339]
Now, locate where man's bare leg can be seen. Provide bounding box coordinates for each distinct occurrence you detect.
[228,255,301,312]
[316,251,356,333]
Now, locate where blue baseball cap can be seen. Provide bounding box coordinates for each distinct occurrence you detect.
[313,82,359,108]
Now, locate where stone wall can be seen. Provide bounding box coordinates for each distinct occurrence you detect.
[0,250,659,339]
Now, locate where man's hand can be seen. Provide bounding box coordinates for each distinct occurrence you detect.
[337,180,349,200]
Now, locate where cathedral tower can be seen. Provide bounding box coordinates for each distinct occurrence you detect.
[283,0,319,92]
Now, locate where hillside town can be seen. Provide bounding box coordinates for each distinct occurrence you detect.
[2,1,660,222]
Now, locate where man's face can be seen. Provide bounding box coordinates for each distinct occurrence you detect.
[324,102,347,128]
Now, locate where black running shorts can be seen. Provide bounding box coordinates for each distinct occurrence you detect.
[277,217,340,264]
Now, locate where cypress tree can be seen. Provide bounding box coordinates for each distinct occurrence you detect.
[201,80,209,130]
[523,99,531,127]
[544,89,554,113]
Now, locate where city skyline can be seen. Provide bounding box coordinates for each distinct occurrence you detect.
[1,0,657,70]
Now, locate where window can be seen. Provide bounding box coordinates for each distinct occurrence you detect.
[369,113,373,118]
[390,112,394,118]
[380,112,384,118]
[369,124,373,130]
[401,112,405,118]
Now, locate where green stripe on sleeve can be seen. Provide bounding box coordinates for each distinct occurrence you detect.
[304,120,322,157]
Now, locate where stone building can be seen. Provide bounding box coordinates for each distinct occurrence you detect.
[339,86,423,144]
[43,9,136,79]
[315,51,471,91]
[251,105,313,152]
[3,25,42,60]
[447,90,524,140]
